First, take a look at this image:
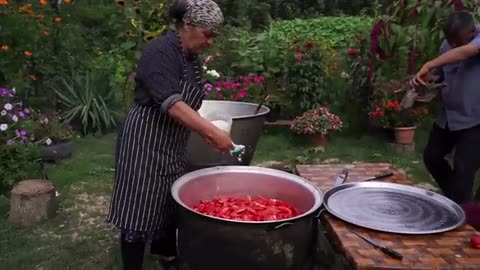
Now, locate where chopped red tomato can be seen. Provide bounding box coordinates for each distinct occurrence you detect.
[192,196,299,221]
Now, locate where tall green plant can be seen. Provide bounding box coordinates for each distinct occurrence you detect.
[51,70,122,135]
[368,0,477,81]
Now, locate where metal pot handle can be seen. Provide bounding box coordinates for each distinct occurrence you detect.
[315,169,349,220]
[266,222,294,231]
[315,208,326,219]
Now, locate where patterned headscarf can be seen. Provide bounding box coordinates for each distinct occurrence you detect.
[183,0,224,34]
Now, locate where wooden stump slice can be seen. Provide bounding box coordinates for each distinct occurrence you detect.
[9,179,58,227]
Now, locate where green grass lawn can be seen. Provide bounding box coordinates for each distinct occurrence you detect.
[0,124,470,269]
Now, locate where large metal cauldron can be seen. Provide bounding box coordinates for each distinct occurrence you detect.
[185,100,270,172]
[171,166,323,270]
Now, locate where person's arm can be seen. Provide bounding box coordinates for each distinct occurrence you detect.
[424,44,480,69]
[167,102,231,151]
[139,45,232,152]
[413,37,480,85]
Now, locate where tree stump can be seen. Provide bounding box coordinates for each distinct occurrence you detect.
[9,179,58,227]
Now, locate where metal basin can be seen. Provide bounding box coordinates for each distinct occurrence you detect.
[171,166,323,270]
[186,100,270,171]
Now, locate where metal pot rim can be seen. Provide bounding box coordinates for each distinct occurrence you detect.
[171,166,323,224]
[200,100,271,119]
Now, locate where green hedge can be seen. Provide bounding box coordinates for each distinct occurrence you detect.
[270,16,373,48]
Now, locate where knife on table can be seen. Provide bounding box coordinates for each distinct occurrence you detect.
[350,229,403,260]
[335,169,349,186]
[358,171,394,182]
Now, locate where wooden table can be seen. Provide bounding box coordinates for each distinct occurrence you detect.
[296,163,480,270]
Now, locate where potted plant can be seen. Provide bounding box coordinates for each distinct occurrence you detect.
[369,100,429,145]
[30,111,75,162]
[290,107,343,146]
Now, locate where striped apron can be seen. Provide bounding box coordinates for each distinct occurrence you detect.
[107,48,203,238]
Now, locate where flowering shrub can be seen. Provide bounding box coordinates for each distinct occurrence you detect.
[290,107,343,136]
[204,74,266,103]
[0,87,34,146]
[369,101,429,128]
[282,40,329,117]
[0,86,40,194]
[30,111,74,146]
[0,0,73,101]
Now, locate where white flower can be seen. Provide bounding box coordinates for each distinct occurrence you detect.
[40,117,49,125]
[0,123,7,131]
[45,138,52,146]
[341,72,350,79]
[11,115,18,122]
[4,103,12,111]
[11,87,16,94]
[202,65,207,71]
[0,110,6,116]
[207,70,220,78]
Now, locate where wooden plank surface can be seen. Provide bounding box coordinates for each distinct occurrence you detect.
[296,163,480,270]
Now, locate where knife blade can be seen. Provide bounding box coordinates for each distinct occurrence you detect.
[358,171,394,182]
[350,230,403,260]
[335,169,348,186]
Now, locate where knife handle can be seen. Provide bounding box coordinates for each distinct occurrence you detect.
[379,246,403,260]
[361,171,394,182]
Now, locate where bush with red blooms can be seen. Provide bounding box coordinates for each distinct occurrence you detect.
[369,100,429,128]
[283,40,329,115]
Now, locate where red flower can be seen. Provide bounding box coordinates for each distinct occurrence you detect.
[347,48,359,56]
[386,101,400,109]
[295,54,302,62]
[305,41,314,48]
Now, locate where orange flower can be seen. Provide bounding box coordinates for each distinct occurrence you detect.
[39,0,46,5]
[29,75,37,81]
[24,51,32,57]
[64,0,71,3]
[1,45,8,51]
[0,0,8,6]
[43,31,49,36]
[54,17,61,23]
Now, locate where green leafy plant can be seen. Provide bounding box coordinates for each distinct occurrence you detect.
[51,70,122,135]
[282,40,328,116]
[270,17,374,48]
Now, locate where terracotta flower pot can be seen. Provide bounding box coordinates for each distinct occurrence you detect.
[308,133,328,146]
[393,126,416,145]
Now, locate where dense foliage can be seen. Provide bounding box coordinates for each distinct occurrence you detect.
[270,17,373,48]
[1,0,479,191]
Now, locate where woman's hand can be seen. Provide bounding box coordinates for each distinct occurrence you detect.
[167,102,233,152]
[208,128,233,153]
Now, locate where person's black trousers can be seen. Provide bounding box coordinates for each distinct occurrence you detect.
[423,123,480,204]
[120,230,177,270]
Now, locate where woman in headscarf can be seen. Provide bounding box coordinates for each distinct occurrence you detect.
[106,0,231,269]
